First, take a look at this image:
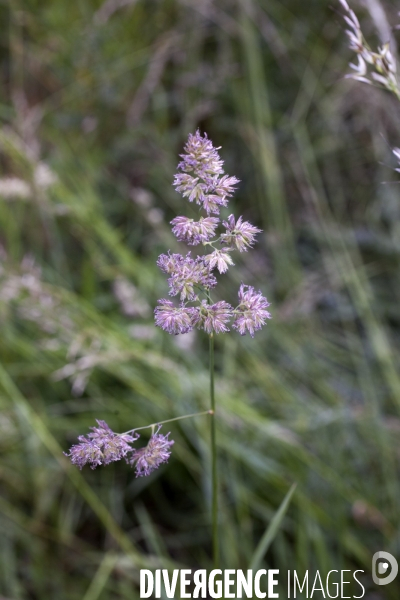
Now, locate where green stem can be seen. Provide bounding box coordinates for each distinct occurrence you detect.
[209,332,219,567]
[121,410,212,436]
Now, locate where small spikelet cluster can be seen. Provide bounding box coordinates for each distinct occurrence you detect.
[200,300,233,334]
[339,0,399,99]
[221,215,262,253]
[157,252,217,301]
[130,426,174,477]
[173,131,239,216]
[171,216,219,245]
[65,420,138,469]
[155,299,200,335]
[173,131,239,217]
[65,421,174,476]
[233,284,272,338]
[155,130,271,337]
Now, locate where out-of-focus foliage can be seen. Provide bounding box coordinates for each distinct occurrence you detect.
[1,0,400,598]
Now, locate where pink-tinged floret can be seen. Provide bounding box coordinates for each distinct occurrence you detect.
[64,420,139,469]
[154,299,200,334]
[221,214,262,252]
[130,426,174,477]
[171,216,219,245]
[233,284,271,337]
[199,300,234,334]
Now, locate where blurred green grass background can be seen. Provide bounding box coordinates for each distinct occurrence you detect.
[1,0,400,598]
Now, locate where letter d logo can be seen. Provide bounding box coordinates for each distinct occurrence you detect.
[372,551,398,586]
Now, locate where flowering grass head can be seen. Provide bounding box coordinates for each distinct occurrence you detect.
[155,130,271,337]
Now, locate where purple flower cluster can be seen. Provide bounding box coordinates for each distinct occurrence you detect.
[155,299,199,335]
[130,426,174,477]
[221,215,261,252]
[65,420,174,476]
[200,300,233,334]
[155,290,271,337]
[232,284,271,337]
[155,130,271,337]
[173,131,239,216]
[157,252,216,301]
[171,216,219,245]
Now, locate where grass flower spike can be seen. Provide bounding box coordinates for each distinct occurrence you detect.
[155,130,271,338]
[66,131,271,568]
[156,130,271,567]
[339,0,400,99]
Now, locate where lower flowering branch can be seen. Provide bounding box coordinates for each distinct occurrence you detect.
[65,410,212,476]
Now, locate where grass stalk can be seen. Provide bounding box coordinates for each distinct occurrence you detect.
[209,332,219,568]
